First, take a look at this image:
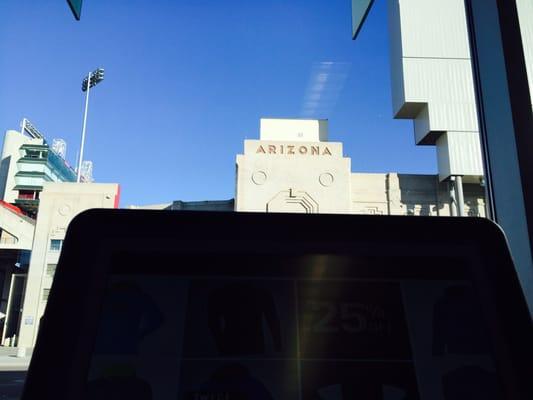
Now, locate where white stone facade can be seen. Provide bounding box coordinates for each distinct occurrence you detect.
[16,182,119,348]
[236,119,485,216]
[236,139,352,214]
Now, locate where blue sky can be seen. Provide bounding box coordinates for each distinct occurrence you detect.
[0,0,436,206]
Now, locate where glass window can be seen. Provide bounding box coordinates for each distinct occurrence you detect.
[18,190,35,200]
[49,239,62,252]
[46,264,57,277]
[42,288,50,302]
[0,2,531,391]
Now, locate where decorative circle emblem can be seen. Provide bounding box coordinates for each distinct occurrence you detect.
[252,171,267,185]
[58,204,71,216]
[319,172,334,187]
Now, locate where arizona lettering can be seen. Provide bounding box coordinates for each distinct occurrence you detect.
[256,144,332,156]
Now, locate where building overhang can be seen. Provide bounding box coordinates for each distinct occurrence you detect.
[13,185,43,191]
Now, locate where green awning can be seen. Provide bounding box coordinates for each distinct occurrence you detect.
[13,185,43,191]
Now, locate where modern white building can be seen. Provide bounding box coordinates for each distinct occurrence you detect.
[15,182,120,349]
[385,0,533,214]
[0,122,119,348]
[0,123,78,218]
[0,122,79,346]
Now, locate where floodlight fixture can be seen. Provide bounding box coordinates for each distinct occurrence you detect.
[82,68,105,92]
[77,67,105,182]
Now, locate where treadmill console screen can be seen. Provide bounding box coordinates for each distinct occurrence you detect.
[85,252,499,400]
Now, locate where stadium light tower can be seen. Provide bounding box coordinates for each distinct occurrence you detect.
[77,68,104,182]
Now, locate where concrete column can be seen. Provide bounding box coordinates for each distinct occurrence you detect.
[455,175,465,216]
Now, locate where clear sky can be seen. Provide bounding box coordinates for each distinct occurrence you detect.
[0,0,436,206]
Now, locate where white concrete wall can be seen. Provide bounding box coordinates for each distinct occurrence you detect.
[236,139,351,214]
[517,0,533,111]
[260,118,328,142]
[17,182,119,348]
[351,173,485,217]
[126,203,172,210]
[350,173,390,215]
[387,0,483,181]
[436,131,484,183]
[236,119,486,216]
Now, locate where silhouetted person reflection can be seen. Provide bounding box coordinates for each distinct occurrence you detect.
[208,282,282,355]
[186,363,273,400]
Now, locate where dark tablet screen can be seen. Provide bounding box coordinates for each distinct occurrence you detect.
[84,249,501,400]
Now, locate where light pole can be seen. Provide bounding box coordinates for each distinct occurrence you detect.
[77,68,104,182]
